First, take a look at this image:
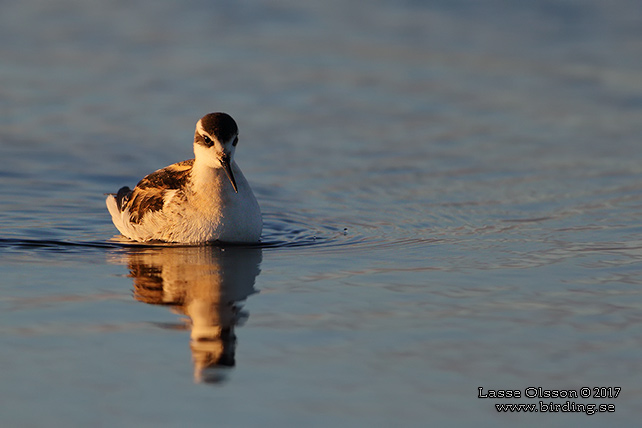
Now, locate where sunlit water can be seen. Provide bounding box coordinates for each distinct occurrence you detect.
[2,1,642,426]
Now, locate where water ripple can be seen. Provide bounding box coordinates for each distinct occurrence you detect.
[0,212,438,255]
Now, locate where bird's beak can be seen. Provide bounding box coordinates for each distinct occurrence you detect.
[221,154,238,193]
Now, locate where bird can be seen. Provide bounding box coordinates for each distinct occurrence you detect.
[106,112,262,244]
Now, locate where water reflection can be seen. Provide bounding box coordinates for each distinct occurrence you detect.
[122,245,261,383]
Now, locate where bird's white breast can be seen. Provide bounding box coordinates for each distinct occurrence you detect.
[160,161,261,243]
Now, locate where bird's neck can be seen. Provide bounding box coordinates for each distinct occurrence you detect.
[191,158,228,194]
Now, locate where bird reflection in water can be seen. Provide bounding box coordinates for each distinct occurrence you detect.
[122,245,261,383]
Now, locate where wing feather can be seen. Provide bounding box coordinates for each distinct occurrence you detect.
[124,159,194,224]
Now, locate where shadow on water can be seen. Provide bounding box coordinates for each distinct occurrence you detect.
[109,245,262,384]
[0,211,443,383]
[0,213,354,384]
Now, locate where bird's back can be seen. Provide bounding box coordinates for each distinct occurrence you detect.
[106,160,194,241]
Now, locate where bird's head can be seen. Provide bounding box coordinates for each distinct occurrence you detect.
[193,112,239,193]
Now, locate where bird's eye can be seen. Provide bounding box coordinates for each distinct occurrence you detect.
[203,135,212,146]
[233,136,238,146]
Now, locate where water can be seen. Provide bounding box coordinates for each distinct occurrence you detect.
[2,0,642,426]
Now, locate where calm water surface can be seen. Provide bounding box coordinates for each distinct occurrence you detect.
[2,1,642,426]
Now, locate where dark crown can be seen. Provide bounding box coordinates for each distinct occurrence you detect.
[199,112,238,142]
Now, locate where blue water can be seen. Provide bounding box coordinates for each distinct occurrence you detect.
[2,0,642,426]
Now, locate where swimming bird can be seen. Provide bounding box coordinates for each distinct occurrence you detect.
[106,112,262,243]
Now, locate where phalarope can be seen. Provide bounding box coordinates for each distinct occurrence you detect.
[106,112,262,243]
